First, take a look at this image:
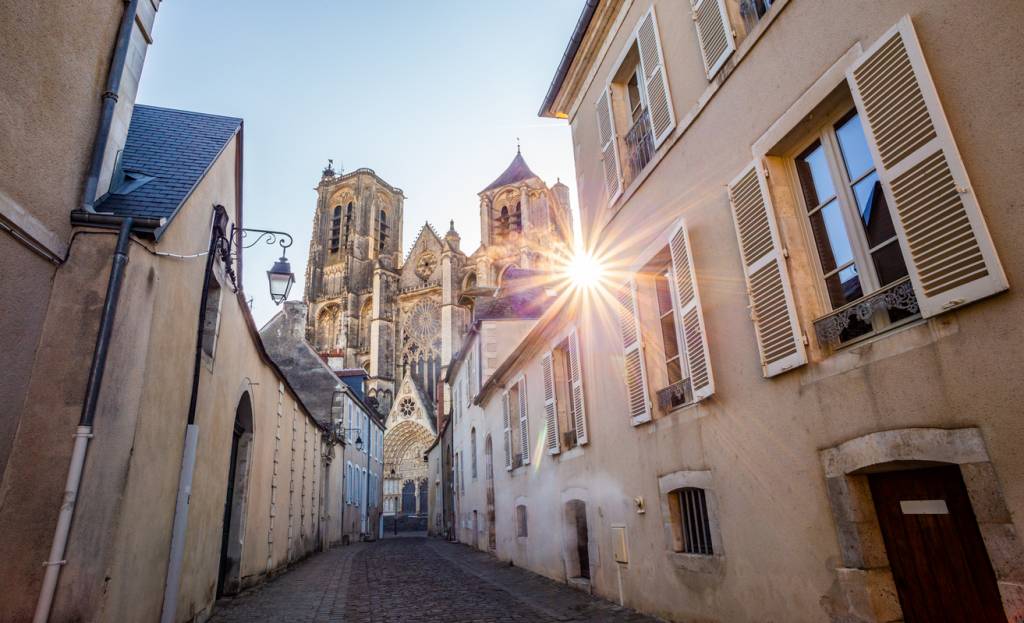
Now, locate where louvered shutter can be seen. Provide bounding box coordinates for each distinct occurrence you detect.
[691,0,735,79]
[617,281,652,423]
[669,222,715,400]
[517,377,530,465]
[502,391,513,470]
[636,7,675,147]
[596,88,622,203]
[847,17,1007,317]
[728,164,807,377]
[567,327,589,444]
[541,351,560,454]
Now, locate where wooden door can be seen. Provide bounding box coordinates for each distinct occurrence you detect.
[868,465,1006,622]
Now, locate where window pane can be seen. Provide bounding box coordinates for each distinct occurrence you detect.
[655,273,674,315]
[824,264,863,308]
[796,142,836,208]
[809,200,854,274]
[666,358,682,385]
[871,240,909,286]
[661,313,679,361]
[853,172,898,249]
[835,112,874,181]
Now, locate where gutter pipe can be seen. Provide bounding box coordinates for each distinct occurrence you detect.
[160,205,229,623]
[33,217,134,623]
[82,0,140,213]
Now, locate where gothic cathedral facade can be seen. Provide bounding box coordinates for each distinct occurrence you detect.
[304,151,572,518]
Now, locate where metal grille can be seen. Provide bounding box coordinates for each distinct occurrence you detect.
[625,110,655,185]
[678,488,713,555]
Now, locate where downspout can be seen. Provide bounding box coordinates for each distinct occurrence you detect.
[159,206,229,623]
[82,0,140,212]
[33,217,134,623]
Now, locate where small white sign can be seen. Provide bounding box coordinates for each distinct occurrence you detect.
[900,499,949,515]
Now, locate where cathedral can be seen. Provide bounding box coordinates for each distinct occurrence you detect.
[303,149,572,518]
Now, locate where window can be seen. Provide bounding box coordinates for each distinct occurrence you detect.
[201,277,223,359]
[330,205,342,252]
[653,267,685,409]
[503,377,529,469]
[551,339,578,449]
[470,428,477,479]
[516,505,528,538]
[739,0,775,34]
[596,7,674,203]
[543,328,588,454]
[794,108,916,345]
[376,209,388,254]
[670,488,713,555]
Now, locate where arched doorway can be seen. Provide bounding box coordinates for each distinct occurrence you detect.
[564,500,590,582]
[485,435,495,550]
[218,392,254,596]
[418,478,429,515]
[401,481,417,514]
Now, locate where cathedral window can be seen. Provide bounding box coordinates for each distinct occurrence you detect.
[498,206,510,241]
[376,209,388,254]
[344,202,353,241]
[330,206,342,252]
[511,201,523,233]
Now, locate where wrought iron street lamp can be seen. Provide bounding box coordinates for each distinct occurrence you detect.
[227,224,295,305]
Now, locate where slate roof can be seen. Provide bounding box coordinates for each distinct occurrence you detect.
[480,149,539,193]
[95,105,242,231]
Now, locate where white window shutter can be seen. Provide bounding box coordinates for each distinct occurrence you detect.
[541,351,560,454]
[596,87,622,203]
[517,377,530,465]
[502,390,513,471]
[636,7,675,147]
[617,281,652,424]
[690,0,735,79]
[847,17,1007,317]
[728,163,807,377]
[567,327,589,444]
[669,221,715,401]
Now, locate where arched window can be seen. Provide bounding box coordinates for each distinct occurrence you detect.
[330,206,342,252]
[343,202,354,241]
[471,428,477,479]
[498,206,510,240]
[512,201,523,233]
[376,209,388,253]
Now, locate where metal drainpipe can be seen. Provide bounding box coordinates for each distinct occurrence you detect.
[33,217,134,623]
[82,0,140,213]
[159,206,229,623]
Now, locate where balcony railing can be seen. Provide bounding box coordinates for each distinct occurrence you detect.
[812,276,920,347]
[656,378,692,411]
[624,109,655,185]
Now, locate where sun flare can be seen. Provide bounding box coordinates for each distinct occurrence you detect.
[565,250,604,290]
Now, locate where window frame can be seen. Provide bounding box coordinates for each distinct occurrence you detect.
[551,337,578,449]
[786,100,920,347]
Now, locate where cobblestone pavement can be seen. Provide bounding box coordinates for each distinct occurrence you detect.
[209,536,662,622]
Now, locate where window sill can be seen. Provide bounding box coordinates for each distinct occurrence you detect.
[667,552,725,575]
[557,446,584,463]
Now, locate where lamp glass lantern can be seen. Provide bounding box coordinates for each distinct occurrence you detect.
[267,255,295,304]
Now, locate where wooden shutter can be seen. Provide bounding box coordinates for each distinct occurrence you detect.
[502,391,513,471]
[541,351,560,454]
[517,377,530,465]
[728,163,807,377]
[847,17,1007,317]
[691,0,735,79]
[596,87,622,203]
[669,222,715,400]
[617,281,652,424]
[636,7,675,147]
[567,328,589,444]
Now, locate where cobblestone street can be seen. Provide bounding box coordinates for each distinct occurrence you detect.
[209,536,661,623]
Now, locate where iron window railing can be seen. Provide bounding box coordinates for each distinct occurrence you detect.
[678,487,714,555]
[624,109,655,185]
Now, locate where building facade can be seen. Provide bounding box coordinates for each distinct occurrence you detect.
[446,1,1024,622]
[303,151,573,524]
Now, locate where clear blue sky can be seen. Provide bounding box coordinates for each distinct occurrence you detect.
[137,0,583,325]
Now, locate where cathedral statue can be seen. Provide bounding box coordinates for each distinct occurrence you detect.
[303,150,572,520]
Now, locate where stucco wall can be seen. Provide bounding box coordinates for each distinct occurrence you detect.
[465,1,1024,621]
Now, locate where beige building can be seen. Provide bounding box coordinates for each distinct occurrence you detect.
[447,1,1024,622]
